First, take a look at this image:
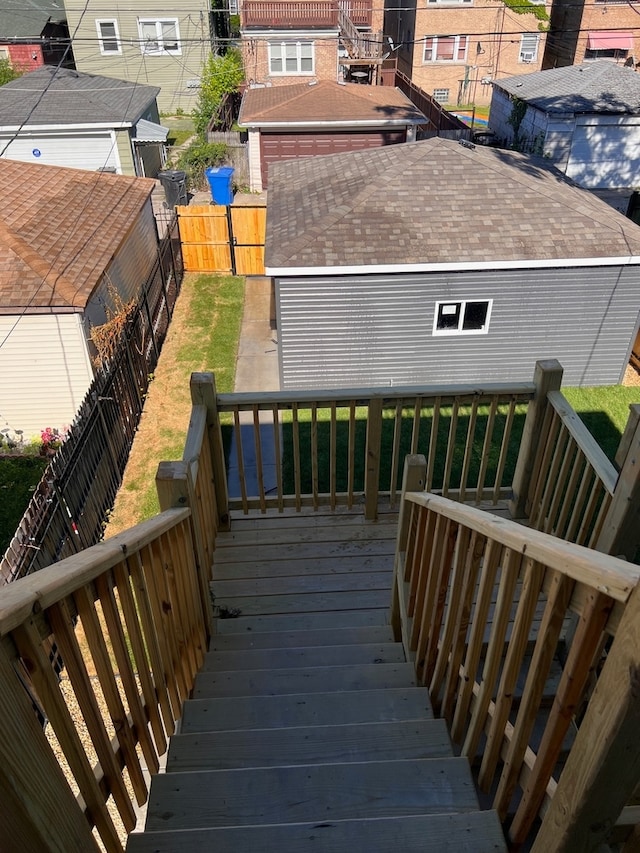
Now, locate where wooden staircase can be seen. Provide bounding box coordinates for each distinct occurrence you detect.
[127,508,507,852]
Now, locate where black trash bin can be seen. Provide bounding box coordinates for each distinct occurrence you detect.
[158,169,188,209]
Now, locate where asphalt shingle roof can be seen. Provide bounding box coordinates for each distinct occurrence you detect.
[0,159,155,312]
[0,67,160,127]
[0,0,65,39]
[265,136,640,270]
[492,61,640,114]
[238,81,426,126]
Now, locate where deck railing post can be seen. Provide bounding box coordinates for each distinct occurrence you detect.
[596,407,640,560]
[190,372,230,531]
[156,460,214,633]
[615,404,640,471]
[509,359,563,519]
[530,580,640,853]
[364,396,383,520]
[391,454,427,643]
[0,642,100,852]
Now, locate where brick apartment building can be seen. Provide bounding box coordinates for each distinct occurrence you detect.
[544,0,639,68]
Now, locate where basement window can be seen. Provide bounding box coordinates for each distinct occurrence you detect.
[433,300,492,335]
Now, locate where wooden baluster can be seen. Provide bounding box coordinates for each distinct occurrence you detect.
[364,396,383,520]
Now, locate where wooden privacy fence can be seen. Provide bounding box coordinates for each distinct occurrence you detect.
[391,474,640,850]
[176,205,266,276]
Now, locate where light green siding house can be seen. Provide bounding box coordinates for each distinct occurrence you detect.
[61,0,214,113]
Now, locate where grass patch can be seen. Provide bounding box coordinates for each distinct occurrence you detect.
[106,273,244,535]
[167,128,195,148]
[562,385,639,463]
[282,402,527,496]
[0,455,48,553]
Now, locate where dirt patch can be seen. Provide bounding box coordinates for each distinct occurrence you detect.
[623,364,640,387]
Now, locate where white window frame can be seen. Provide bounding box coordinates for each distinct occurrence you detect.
[269,41,315,75]
[433,299,493,336]
[96,19,121,55]
[427,0,472,5]
[423,35,469,63]
[519,33,539,63]
[138,18,181,56]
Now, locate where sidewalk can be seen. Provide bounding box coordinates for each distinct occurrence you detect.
[227,277,280,499]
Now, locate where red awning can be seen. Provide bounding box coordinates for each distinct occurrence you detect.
[587,31,633,50]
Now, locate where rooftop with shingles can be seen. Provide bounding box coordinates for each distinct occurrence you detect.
[265,136,640,270]
[238,81,426,125]
[0,159,155,312]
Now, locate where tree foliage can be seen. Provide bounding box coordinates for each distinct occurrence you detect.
[192,49,244,137]
[0,57,24,87]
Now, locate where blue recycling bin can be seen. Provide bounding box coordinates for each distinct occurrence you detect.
[205,166,234,205]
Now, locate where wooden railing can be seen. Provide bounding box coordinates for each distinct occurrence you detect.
[391,471,640,850]
[241,0,339,28]
[217,381,536,519]
[0,373,225,852]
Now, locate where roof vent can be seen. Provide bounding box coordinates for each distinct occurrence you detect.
[459,139,476,150]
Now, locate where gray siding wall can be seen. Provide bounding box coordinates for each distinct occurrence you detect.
[84,200,159,329]
[276,266,640,389]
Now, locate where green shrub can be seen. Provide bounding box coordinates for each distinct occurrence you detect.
[192,49,244,138]
[177,139,229,190]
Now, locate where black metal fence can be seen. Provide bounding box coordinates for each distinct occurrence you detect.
[0,215,184,583]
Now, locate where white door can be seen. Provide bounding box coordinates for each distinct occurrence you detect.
[566,120,640,188]
[0,131,120,172]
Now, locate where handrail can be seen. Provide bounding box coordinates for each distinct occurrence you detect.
[392,466,640,849]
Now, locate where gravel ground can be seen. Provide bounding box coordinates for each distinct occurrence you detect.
[623,364,640,387]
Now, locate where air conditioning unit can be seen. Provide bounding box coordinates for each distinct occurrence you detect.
[521,52,535,62]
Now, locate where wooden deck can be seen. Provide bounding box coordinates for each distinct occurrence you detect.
[127,506,507,852]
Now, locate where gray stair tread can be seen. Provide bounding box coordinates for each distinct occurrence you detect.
[128,811,507,852]
[144,758,480,831]
[215,521,399,548]
[214,609,388,634]
[181,687,433,732]
[213,553,394,580]
[209,625,395,651]
[201,643,405,672]
[193,662,416,699]
[214,538,395,564]
[167,719,452,772]
[213,589,390,616]
[212,571,393,598]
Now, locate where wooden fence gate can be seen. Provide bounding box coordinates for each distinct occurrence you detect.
[176,204,266,275]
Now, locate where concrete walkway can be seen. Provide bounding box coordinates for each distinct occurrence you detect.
[227,277,280,499]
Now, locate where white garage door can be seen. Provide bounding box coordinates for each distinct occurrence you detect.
[0,131,120,172]
[567,121,640,188]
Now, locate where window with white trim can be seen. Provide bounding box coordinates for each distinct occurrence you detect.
[433,300,492,335]
[138,19,181,55]
[96,19,121,55]
[519,33,539,63]
[424,36,468,63]
[433,88,450,104]
[269,41,314,74]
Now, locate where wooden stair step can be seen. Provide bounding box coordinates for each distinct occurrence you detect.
[193,662,416,699]
[209,624,395,650]
[201,642,405,672]
[180,687,433,732]
[167,719,452,772]
[213,538,395,564]
[213,588,390,616]
[214,609,388,634]
[215,522,399,547]
[213,554,394,580]
[127,810,506,852]
[212,571,393,598]
[143,758,480,831]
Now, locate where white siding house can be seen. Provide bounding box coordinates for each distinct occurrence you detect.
[0,159,157,438]
[488,62,640,215]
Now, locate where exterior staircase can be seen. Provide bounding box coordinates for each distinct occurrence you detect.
[126,507,507,852]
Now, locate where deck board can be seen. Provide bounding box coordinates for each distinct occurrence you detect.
[201,642,405,671]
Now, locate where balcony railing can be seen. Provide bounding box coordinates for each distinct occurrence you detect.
[2,364,640,851]
[241,0,372,29]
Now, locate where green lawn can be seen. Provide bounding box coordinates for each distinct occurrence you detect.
[0,455,48,553]
[562,385,639,463]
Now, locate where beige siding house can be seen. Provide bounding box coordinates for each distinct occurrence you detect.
[0,159,157,439]
[61,0,213,112]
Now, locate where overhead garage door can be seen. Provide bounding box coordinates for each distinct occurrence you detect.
[566,121,640,188]
[0,131,119,172]
[260,129,406,187]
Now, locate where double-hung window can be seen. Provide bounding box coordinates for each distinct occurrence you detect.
[433,300,492,335]
[519,33,539,62]
[269,41,314,74]
[96,19,121,55]
[138,19,181,55]
[424,36,468,63]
